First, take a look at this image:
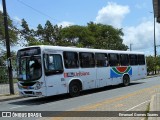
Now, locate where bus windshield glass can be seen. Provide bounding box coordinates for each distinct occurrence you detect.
[17,47,42,81]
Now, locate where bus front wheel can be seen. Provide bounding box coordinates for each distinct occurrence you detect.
[123,75,130,86]
[69,82,81,97]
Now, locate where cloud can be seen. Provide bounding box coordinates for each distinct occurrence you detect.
[58,21,74,28]
[95,2,159,55]
[123,20,160,55]
[95,2,130,28]
[13,16,22,25]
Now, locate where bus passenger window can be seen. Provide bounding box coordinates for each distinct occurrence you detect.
[129,54,138,65]
[63,52,79,69]
[138,55,145,65]
[120,54,129,66]
[79,52,95,68]
[95,53,108,67]
[108,53,120,66]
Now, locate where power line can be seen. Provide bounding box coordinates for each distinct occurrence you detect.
[17,0,61,23]
[11,17,36,29]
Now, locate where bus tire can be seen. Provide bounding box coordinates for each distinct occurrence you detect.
[122,75,130,86]
[69,81,81,97]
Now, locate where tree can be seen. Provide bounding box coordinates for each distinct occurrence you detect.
[43,20,54,44]
[0,11,18,46]
[35,20,63,45]
[155,55,160,73]
[146,56,155,75]
[61,22,128,50]
[87,22,128,50]
[19,19,39,46]
[36,24,44,41]
[61,25,94,47]
[19,19,128,50]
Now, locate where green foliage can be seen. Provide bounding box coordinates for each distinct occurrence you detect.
[61,25,94,47]
[0,11,18,46]
[87,22,128,50]
[146,55,160,75]
[146,56,155,74]
[0,66,8,83]
[156,56,160,73]
[0,51,16,83]
[19,19,38,46]
[19,20,63,46]
[19,19,128,50]
[61,22,128,50]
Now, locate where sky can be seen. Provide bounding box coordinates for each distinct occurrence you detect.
[0,0,160,56]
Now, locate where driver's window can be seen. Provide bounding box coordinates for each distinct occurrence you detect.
[45,54,63,75]
[48,56,55,70]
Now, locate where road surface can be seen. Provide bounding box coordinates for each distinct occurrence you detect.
[0,76,160,120]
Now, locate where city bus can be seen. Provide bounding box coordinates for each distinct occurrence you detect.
[16,45,147,97]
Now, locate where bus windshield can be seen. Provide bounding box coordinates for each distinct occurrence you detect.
[17,56,42,81]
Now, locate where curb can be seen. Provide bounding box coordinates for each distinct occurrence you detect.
[147,75,160,78]
[0,95,24,102]
[148,93,160,120]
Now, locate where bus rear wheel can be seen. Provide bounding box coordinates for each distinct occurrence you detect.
[123,75,130,86]
[69,82,81,97]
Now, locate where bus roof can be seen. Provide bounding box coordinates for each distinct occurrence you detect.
[20,45,145,55]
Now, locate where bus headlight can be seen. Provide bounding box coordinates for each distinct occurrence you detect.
[35,82,43,90]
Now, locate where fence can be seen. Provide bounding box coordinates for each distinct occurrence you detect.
[0,66,18,95]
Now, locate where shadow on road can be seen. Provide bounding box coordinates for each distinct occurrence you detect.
[9,82,145,106]
[81,82,144,96]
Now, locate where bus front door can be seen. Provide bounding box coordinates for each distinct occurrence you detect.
[44,54,67,96]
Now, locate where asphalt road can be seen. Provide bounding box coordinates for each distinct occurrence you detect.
[0,76,160,120]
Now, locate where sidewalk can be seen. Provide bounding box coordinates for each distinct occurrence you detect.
[0,93,23,102]
[148,93,160,120]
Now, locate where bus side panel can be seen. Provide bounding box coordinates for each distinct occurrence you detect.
[138,65,147,79]
[63,69,80,91]
[96,67,110,87]
[63,68,96,91]
[110,66,128,85]
[45,74,67,96]
[79,68,96,90]
[130,66,139,81]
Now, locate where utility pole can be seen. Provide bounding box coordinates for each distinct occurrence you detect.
[2,0,14,94]
[153,13,157,74]
[130,43,132,51]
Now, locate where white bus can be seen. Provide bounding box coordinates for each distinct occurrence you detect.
[17,45,147,97]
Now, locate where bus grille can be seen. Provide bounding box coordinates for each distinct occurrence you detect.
[24,91,33,94]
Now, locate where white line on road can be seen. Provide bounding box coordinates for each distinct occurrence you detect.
[126,100,150,111]
[107,100,151,120]
[10,106,23,109]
